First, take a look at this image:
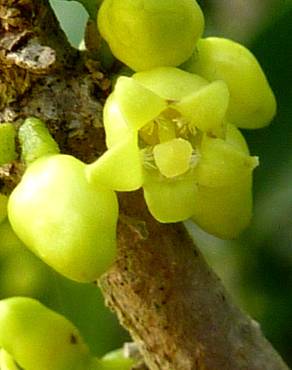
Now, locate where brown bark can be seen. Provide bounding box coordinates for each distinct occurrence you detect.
[101,191,289,370]
[0,1,289,369]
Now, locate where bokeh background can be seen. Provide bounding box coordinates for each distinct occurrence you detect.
[0,0,291,366]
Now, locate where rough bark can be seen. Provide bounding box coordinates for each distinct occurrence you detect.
[0,1,289,369]
[102,191,289,370]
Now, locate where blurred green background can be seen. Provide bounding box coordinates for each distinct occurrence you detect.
[0,0,291,366]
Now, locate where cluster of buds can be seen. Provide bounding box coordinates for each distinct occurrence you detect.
[1,0,276,286]
[95,0,276,239]
[0,1,277,368]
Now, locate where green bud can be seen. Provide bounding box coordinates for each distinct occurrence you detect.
[98,0,204,71]
[8,154,118,282]
[0,220,50,298]
[97,348,135,370]
[0,349,19,370]
[0,297,92,370]
[183,37,276,129]
[0,220,25,255]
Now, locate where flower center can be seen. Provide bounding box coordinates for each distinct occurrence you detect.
[140,108,201,178]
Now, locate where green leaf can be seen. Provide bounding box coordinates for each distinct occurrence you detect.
[61,0,102,19]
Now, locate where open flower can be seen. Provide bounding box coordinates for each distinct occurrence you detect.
[87,67,258,239]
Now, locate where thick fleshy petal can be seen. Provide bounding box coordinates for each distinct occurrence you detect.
[113,76,167,130]
[153,138,193,178]
[103,94,131,148]
[191,125,256,239]
[174,80,229,137]
[225,123,250,154]
[143,171,197,222]
[183,37,276,129]
[191,175,253,239]
[194,132,258,188]
[133,67,207,101]
[86,134,143,191]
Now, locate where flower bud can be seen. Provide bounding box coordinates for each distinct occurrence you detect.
[98,0,204,71]
[8,154,118,282]
[183,37,276,129]
[0,297,92,370]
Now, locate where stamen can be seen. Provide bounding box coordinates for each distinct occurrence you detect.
[140,109,202,177]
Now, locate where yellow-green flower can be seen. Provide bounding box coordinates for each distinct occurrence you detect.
[182,37,277,129]
[88,67,259,239]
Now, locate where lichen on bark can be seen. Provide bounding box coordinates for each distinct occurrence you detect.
[0,1,289,369]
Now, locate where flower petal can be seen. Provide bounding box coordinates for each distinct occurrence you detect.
[86,134,143,191]
[153,138,193,178]
[143,171,197,222]
[191,175,253,239]
[194,131,258,187]
[133,67,207,101]
[225,123,250,154]
[183,37,276,129]
[103,94,131,148]
[114,76,167,130]
[174,80,229,137]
